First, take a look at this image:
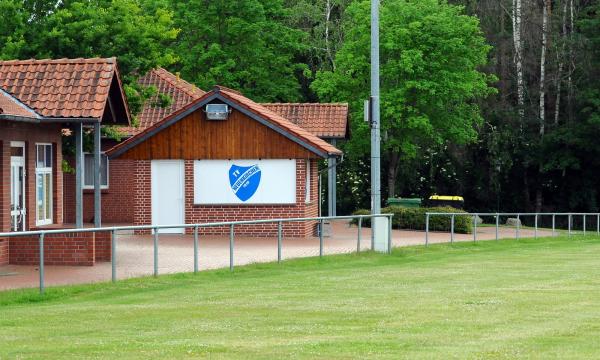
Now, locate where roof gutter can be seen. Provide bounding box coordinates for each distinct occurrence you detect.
[0,115,101,124]
[0,114,40,123]
[41,117,101,124]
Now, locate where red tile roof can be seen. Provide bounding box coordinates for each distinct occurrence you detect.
[127,69,348,139]
[0,57,124,119]
[263,103,348,139]
[216,87,342,156]
[121,68,205,135]
[108,86,342,158]
[0,90,39,118]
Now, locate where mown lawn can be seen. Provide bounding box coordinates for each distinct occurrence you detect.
[1,235,600,359]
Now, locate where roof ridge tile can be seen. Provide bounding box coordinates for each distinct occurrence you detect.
[128,69,348,139]
[151,68,205,99]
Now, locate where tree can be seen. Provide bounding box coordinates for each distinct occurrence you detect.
[312,0,495,200]
[0,0,28,59]
[0,0,180,116]
[512,0,525,119]
[24,0,179,82]
[538,0,600,212]
[169,0,305,102]
[283,0,351,100]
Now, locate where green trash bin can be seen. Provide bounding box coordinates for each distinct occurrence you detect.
[386,198,421,208]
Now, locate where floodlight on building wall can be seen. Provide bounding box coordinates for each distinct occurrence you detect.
[205,103,230,120]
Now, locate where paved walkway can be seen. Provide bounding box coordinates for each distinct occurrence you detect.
[0,221,552,291]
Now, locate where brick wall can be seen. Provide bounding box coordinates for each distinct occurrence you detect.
[94,231,112,262]
[0,122,63,233]
[132,159,319,237]
[0,238,8,266]
[63,158,135,224]
[133,160,152,231]
[6,231,111,266]
[305,159,319,235]
[63,139,135,224]
[0,139,8,233]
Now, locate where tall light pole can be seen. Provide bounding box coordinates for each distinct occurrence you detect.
[370,0,381,231]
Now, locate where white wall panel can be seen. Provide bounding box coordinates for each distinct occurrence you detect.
[194,160,296,204]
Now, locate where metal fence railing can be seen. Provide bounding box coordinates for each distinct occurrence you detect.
[0,214,393,294]
[7,211,596,294]
[425,212,600,245]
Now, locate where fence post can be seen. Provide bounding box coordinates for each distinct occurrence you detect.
[473,214,477,242]
[357,217,362,253]
[371,218,375,250]
[450,214,455,244]
[568,214,572,237]
[552,214,556,237]
[193,226,199,273]
[387,215,392,254]
[495,214,499,241]
[39,233,45,295]
[516,214,520,240]
[111,230,116,282]
[534,214,538,239]
[229,224,234,271]
[319,219,324,257]
[583,214,586,236]
[153,229,159,277]
[425,213,429,246]
[277,221,282,263]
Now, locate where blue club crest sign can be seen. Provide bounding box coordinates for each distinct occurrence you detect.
[229,164,262,202]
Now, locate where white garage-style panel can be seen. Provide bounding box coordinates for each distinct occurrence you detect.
[194,159,296,204]
[151,160,185,233]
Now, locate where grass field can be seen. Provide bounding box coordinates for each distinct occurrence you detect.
[2,235,600,359]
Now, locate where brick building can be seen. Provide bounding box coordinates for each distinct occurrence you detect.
[0,58,130,266]
[63,68,349,233]
[0,60,346,267]
[107,86,342,236]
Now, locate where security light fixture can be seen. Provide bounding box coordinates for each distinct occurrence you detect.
[205,103,230,120]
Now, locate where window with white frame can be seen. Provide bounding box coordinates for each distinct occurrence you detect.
[305,159,311,203]
[83,153,109,189]
[36,144,53,226]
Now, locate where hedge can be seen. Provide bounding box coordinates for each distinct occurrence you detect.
[350,206,472,234]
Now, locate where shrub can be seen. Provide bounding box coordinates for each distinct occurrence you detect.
[350,206,472,234]
[350,209,372,227]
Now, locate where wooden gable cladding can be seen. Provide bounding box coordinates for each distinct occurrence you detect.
[117,108,321,160]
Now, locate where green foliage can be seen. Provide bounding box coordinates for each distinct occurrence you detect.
[1,0,598,215]
[352,206,472,233]
[350,208,372,226]
[124,83,159,116]
[170,0,306,102]
[24,0,178,82]
[313,0,495,159]
[0,0,179,116]
[0,0,27,59]
[312,0,495,205]
[62,126,125,158]
[153,93,173,108]
[61,159,75,174]
[528,0,600,212]
[283,0,351,100]
[101,126,124,143]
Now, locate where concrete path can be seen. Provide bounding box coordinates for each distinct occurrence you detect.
[0,221,552,291]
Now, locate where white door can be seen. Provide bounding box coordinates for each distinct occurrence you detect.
[10,142,26,231]
[151,160,185,234]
